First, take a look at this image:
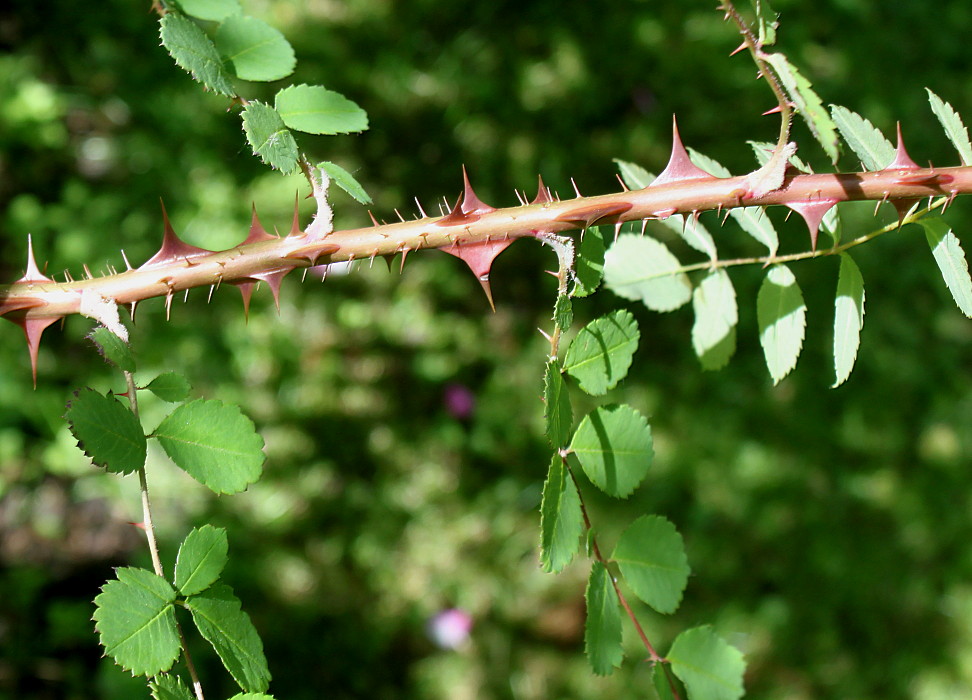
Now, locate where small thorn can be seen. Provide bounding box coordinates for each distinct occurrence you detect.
[120,250,132,271]
[570,178,582,198]
[164,292,173,321]
[650,115,714,188]
[514,189,526,206]
[639,219,648,236]
[615,174,629,192]
[400,247,411,273]
[394,208,406,222]
[289,193,302,236]
[208,285,215,303]
[537,327,552,343]
[729,41,747,56]
[83,263,94,280]
[762,105,783,116]
[368,210,380,227]
[414,197,428,219]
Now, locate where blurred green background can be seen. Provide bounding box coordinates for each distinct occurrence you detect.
[3,1,972,698]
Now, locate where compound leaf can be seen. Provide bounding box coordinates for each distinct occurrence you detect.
[612,515,689,614]
[319,161,373,205]
[830,105,894,171]
[668,626,746,700]
[151,399,265,494]
[570,404,653,498]
[692,269,738,371]
[927,89,972,166]
[150,674,194,700]
[585,561,623,676]
[65,388,146,475]
[604,235,692,312]
[242,101,299,174]
[539,455,583,573]
[160,13,235,97]
[215,15,295,82]
[544,359,572,448]
[185,584,271,693]
[564,310,640,396]
[93,567,180,677]
[921,218,972,317]
[832,253,865,387]
[274,84,368,135]
[757,264,806,384]
[764,52,839,163]
[144,371,192,403]
[175,525,229,596]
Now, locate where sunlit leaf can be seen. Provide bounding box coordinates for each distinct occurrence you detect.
[584,561,623,675]
[764,53,840,163]
[564,310,640,396]
[543,359,572,448]
[604,235,692,312]
[927,88,972,166]
[274,84,368,135]
[144,371,192,403]
[160,13,235,97]
[319,161,373,205]
[215,15,295,82]
[833,253,865,387]
[692,269,738,371]
[668,626,746,700]
[920,218,972,317]
[830,105,894,170]
[612,515,690,614]
[570,404,653,498]
[175,525,229,596]
[241,101,299,174]
[540,455,583,573]
[757,264,806,384]
[572,225,606,297]
[613,158,654,190]
[65,388,146,474]
[171,0,241,22]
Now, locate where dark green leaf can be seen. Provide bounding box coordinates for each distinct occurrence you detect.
[242,102,299,174]
[652,665,681,700]
[612,515,690,614]
[319,161,373,205]
[65,388,146,475]
[88,327,135,372]
[539,455,583,573]
[215,15,296,82]
[172,0,241,22]
[543,359,572,448]
[668,626,746,700]
[757,264,806,384]
[570,404,653,498]
[691,269,738,371]
[833,253,865,387]
[564,310,640,396]
[604,235,691,312]
[93,567,180,677]
[274,84,368,135]
[585,561,623,675]
[160,13,235,97]
[186,584,271,692]
[572,226,606,297]
[144,371,192,403]
[150,674,195,700]
[151,399,265,494]
[921,218,972,317]
[175,525,229,596]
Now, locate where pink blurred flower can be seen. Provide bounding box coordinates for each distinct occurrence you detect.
[427,608,473,649]
[443,383,475,420]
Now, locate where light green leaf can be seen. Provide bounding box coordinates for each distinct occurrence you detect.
[747,139,811,173]
[564,310,640,396]
[554,293,573,330]
[757,264,806,384]
[144,371,192,403]
[920,218,972,317]
[692,269,738,371]
[172,0,241,22]
[604,234,692,312]
[668,626,746,700]
[88,327,135,372]
[543,359,572,448]
[160,13,235,97]
[820,204,842,246]
[319,161,373,205]
[755,0,778,46]
[570,404,653,498]
[150,673,195,700]
[93,568,180,677]
[830,105,894,170]
[274,84,368,135]
[241,101,299,174]
[613,158,654,190]
[832,253,865,387]
[539,455,583,573]
[65,388,146,475]
[175,525,229,596]
[151,399,265,494]
[612,515,690,614]
[227,695,276,700]
[215,15,296,82]
[764,53,840,164]
[927,88,972,166]
[585,561,623,676]
[572,225,606,298]
[186,584,271,693]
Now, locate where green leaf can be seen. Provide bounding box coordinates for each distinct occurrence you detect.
[88,327,135,372]
[539,455,583,573]
[820,204,842,246]
[144,371,192,403]
[927,88,972,166]
[65,388,146,475]
[151,399,265,494]
[668,626,746,700]
[175,525,229,596]
[613,158,654,190]
[748,139,812,173]
[93,567,180,677]
[564,310,640,396]
[215,15,296,82]
[160,13,235,97]
[570,404,653,498]
[754,0,778,46]
[920,218,972,317]
[604,234,692,312]
[757,264,806,384]
[652,665,681,700]
[554,293,573,330]
[544,359,573,448]
[584,561,623,676]
[185,584,271,693]
[319,161,373,205]
[830,105,894,170]
[764,52,840,164]
[692,269,738,371]
[150,673,195,700]
[833,253,865,387]
[274,84,368,135]
[172,0,241,22]
[227,694,276,700]
[612,515,690,614]
[572,225,606,298]
[242,102,299,174]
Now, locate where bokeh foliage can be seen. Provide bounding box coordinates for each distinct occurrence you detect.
[3,0,972,698]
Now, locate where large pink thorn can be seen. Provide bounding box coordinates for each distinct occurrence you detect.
[460,165,495,216]
[242,204,277,245]
[882,123,921,225]
[18,316,60,387]
[650,116,714,188]
[140,200,212,270]
[786,199,838,251]
[531,175,553,204]
[440,237,516,311]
